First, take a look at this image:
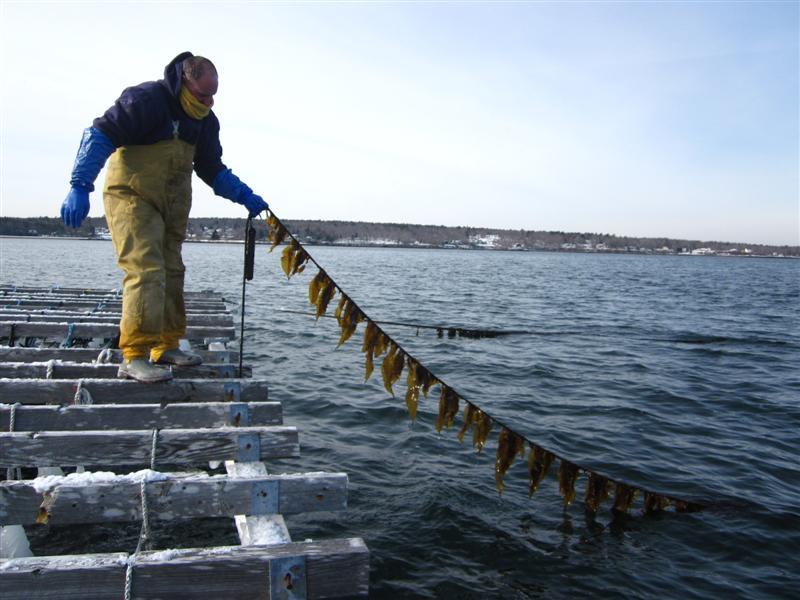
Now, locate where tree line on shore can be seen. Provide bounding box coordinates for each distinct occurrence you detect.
[1,216,796,256]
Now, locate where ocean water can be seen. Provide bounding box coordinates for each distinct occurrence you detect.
[1,237,799,598]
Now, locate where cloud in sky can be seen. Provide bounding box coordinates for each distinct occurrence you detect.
[1,1,797,245]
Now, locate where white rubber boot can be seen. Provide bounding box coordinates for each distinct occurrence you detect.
[154,348,203,366]
[118,358,173,383]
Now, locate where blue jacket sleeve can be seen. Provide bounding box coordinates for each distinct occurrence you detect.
[70,127,117,191]
[213,168,253,203]
[193,112,227,187]
[214,168,268,217]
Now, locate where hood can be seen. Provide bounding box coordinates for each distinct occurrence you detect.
[162,51,193,98]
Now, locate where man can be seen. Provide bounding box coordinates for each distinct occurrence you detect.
[60,52,267,383]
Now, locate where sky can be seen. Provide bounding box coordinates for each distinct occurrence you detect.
[0,1,798,246]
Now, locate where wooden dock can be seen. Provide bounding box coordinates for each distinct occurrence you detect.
[0,285,369,599]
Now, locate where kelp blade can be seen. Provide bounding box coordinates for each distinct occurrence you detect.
[495,427,525,494]
[558,460,580,506]
[309,270,328,305]
[435,386,459,432]
[584,473,611,513]
[380,343,404,396]
[474,410,492,452]
[315,279,337,319]
[613,483,638,513]
[404,358,421,421]
[458,403,478,443]
[527,445,554,497]
[267,214,288,251]
[337,302,364,348]
[644,492,671,514]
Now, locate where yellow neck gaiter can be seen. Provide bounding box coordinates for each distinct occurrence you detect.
[180,86,211,120]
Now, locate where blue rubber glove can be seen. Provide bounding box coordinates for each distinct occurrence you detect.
[241,192,269,218]
[61,185,91,229]
[61,127,116,228]
[213,168,269,217]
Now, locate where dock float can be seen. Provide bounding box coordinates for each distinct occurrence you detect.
[0,285,369,599]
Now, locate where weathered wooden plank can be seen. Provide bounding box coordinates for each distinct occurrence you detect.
[0,301,227,314]
[0,426,300,467]
[0,552,129,599]
[0,299,228,311]
[0,538,370,599]
[225,461,292,546]
[0,303,230,314]
[0,292,226,303]
[0,321,235,341]
[0,361,249,379]
[0,312,235,327]
[0,402,282,431]
[0,378,267,405]
[0,347,237,364]
[0,285,122,294]
[0,295,228,313]
[0,314,124,324]
[0,288,224,300]
[1,471,347,525]
[0,285,224,300]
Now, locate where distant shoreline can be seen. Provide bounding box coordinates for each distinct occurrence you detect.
[3,216,797,256]
[2,235,796,259]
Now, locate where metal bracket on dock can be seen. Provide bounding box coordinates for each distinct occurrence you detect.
[237,432,260,462]
[224,381,241,402]
[218,364,237,378]
[251,480,279,514]
[229,403,250,427]
[269,555,307,600]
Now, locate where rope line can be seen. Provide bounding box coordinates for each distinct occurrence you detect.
[73,380,84,405]
[124,480,150,600]
[124,538,135,597]
[61,323,76,348]
[239,217,254,378]
[73,380,93,405]
[275,308,527,338]
[261,211,704,514]
[9,402,18,432]
[124,431,159,600]
[5,402,21,481]
[139,479,152,552]
[150,429,158,471]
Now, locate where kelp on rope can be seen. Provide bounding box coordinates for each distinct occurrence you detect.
[264,211,704,516]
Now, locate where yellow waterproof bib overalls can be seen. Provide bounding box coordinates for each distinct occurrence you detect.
[103,132,194,362]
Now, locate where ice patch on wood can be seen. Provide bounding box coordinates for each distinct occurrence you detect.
[237,515,291,545]
[0,525,32,559]
[32,469,170,493]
